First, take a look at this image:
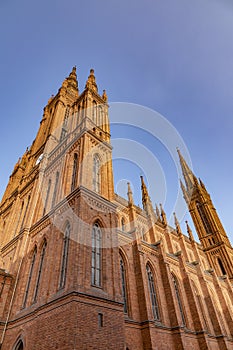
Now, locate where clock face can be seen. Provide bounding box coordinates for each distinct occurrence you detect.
[35,153,43,165]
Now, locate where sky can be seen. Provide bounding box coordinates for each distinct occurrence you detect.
[0,0,233,242]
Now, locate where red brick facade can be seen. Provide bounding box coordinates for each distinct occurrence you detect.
[0,68,232,350]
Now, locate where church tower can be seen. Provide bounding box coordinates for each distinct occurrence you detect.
[178,150,233,279]
[0,68,124,350]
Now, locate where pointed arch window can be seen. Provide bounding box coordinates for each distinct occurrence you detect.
[121,217,125,232]
[120,255,128,313]
[14,340,24,350]
[77,105,81,124]
[196,201,212,234]
[217,257,226,275]
[191,281,209,332]
[59,223,71,288]
[15,201,24,235]
[71,153,78,192]
[22,246,37,308]
[21,195,31,230]
[146,264,160,320]
[93,155,101,193]
[171,274,186,326]
[43,179,51,215]
[33,240,47,302]
[60,106,70,141]
[92,100,97,124]
[91,223,102,287]
[98,106,103,127]
[51,172,59,208]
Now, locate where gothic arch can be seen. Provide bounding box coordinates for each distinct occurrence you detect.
[59,221,71,289]
[71,152,79,191]
[119,247,130,267]
[216,256,227,275]
[28,244,37,259]
[91,221,103,287]
[120,216,126,232]
[146,262,161,321]
[38,236,48,253]
[13,338,24,350]
[190,279,210,332]
[60,219,72,236]
[33,238,47,302]
[208,286,230,336]
[119,249,130,315]
[171,273,186,326]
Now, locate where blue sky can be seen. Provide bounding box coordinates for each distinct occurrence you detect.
[0,0,233,242]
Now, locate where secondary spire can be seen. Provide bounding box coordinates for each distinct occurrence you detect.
[85,68,98,92]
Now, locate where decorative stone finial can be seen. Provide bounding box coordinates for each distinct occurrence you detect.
[85,68,98,92]
[102,89,108,102]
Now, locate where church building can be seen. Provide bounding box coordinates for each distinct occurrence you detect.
[0,68,233,350]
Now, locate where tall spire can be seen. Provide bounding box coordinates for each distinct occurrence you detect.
[173,212,182,235]
[160,203,167,226]
[180,179,190,204]
[127,182,134,206]
[185,221,194,242]
[155,204,160,219]
[67,66,78,90]
[85,68,98,92]
[59,66,79,98]
[177,149,197,191]
[140,176,154,216]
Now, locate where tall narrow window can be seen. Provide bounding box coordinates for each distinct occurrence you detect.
[196,202,212,234]
[92,100,97,124]
[191,282,209,332]
[15,201,24,234]
[218,257,226,275]
[121,217,125,232]
[43,179,51,215]
[146,264,160,320]
[60,106,70,141]
[33,240,47,302]
[172,274,186,326]
[93,155,101,193]
[71,153,78,192]
[120,255,128,313]
[20,195,31,230]
[59,223,70,288]
[22,247,37,308]
[91,223,102,287]
[77,105,81,125]
[51,172,59,208]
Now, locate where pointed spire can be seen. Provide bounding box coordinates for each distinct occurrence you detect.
[155,204,160,219]
[140,175,149,206]
[127,182,134,206]
[102,89,108,102]
[199,178,208,192]
[180,179,190,204]
[85,68,98,92]
[140,176,153,215]
[177,148,197,191]
[173,212,182,235]
[160,203,167,226]
[185,221,194,242]
[67,66,78,90]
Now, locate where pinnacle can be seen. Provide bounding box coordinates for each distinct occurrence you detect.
[85,68,98,92]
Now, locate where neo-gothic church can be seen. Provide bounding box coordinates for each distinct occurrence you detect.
[0,68,233,350]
